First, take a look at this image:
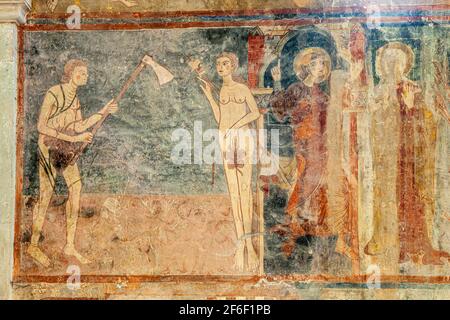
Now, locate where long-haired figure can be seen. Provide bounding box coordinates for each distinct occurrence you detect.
[365,42,450,269]
[199,52,261,272]
[269,48,334,256]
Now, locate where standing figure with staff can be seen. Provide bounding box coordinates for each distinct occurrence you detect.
[28,55,173,268]
[28,59,118,267]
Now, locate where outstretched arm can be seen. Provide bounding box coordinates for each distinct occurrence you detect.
[269,64,296,122]
[199,78,220,124]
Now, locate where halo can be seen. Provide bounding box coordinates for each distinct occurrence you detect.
[293,47,332,83]
[375,42,414,79]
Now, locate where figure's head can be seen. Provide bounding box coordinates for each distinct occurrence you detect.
[62,59,88,86]
[216,52,239,78]
[376,42,414,83]
[293,47,331,84]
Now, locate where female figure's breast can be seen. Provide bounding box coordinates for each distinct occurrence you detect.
[219,89,248,131]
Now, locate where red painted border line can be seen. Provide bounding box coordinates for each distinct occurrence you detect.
[27,4,450,20]
[13,27,25,279]
[12,274,450,284]
[21,15,449,32]
[14,15,450,285]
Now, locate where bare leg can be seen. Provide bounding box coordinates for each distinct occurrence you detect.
[62,164,91,264]
[27,146,55,268]
[240,129,259,272]
[224,165,245,272]
[237,162,258,272]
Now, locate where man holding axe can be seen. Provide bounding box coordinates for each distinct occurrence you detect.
[28,55,173,267]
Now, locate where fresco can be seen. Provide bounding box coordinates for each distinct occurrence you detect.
[12,0,450,298]
[32,0,450,14]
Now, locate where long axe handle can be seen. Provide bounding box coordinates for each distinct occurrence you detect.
[70,59,148,165]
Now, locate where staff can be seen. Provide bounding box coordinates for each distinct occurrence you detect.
[70,55,174,165]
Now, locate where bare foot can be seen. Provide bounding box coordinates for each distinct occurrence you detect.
[27,245,51,268]
[64,245,92,264]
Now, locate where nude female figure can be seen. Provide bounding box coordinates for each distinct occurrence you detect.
[27,59,118,267]
[199,52,261,272]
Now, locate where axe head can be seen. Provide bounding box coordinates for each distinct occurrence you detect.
[142,55,174,86]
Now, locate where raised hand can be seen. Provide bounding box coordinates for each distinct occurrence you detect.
[401,81,421,109]
[271,66,281,82]
[271,59,282,82]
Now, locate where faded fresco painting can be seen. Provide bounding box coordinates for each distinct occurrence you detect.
[13,2,450,295]
[32,0,450,13]
[20,28,270,276]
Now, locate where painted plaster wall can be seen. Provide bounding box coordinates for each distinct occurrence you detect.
[0,0,449,300]
[30,0,450,14]
[0,23,17,299]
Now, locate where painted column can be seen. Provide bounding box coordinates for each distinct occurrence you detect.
[0,0,31,300]
[247,27,265,88]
